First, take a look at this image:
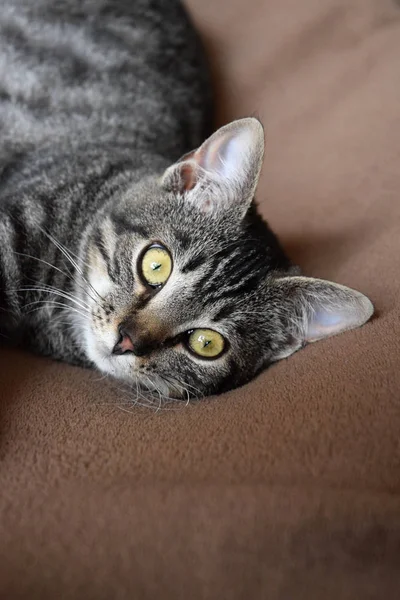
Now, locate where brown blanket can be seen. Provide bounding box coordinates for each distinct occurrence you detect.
[1,0,400,598]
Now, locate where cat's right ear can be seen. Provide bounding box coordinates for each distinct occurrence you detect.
[160,117,265,215]
[271,276,374,361]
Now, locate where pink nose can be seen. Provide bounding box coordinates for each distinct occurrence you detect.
[113,330,135,355]
[119,335,133,354]
[112,325,156,357]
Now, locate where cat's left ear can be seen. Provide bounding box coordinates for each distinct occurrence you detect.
[161,117,264,214]
[272,276,374,360]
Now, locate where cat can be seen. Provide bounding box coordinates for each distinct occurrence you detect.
[0,0,373,399]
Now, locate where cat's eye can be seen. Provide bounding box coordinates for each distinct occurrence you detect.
[187,329,225,359]
[140,244,172,287]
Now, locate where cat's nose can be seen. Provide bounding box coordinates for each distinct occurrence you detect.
[112,326,135,355]
[112,324,153,357]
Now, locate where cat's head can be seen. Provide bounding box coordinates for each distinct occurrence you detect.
[77,118,373,399]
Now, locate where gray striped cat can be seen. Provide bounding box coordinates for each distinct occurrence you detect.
[0,0,373,399]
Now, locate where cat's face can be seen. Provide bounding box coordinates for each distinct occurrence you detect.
[77,119,373,399]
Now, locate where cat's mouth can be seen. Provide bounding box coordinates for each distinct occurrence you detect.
[95,341,186,401]
[110,359,190,402]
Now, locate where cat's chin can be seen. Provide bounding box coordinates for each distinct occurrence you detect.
[93,352,138,382]
[82,335,134,378]
[85,344,183,400]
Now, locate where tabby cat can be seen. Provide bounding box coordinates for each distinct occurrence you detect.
[0,0,373,399]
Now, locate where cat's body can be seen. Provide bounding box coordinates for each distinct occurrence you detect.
[0,0,373,399]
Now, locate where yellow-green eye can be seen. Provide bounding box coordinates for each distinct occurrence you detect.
[140,245,172,287]
[188,329,225,359]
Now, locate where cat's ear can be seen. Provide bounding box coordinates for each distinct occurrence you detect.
[161,117,264,214]
[272,276,374,360]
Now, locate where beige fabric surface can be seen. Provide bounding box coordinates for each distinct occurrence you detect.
[1,0,400,598]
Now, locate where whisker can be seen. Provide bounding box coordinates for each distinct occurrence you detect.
[92,373,110,383]
[161,375,190,403]
[103,377,157,410]
[90,376,185,413]
[14,285,92,312]
[23,300,91,322]
[12,250,101,306]
[36,225,104,302]
[118,384,158,411]
[13,251,73,281]
[18,293,92,317]
[137,378,161,410]
[59,244,93,271]
[143,374,188,410]
[144,375,163,412]
[164,373,203,400]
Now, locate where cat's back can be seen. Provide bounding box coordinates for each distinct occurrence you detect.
[0,0,210,164]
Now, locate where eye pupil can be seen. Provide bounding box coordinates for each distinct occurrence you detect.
[139,244,172,287]
[198,334,211,348]
[188,329,225,359]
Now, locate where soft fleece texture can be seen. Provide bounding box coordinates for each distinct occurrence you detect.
[1,0,400,598]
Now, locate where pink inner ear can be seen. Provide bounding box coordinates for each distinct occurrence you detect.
[197,135,225,172]
[179,161,198,191]
[162,119,265,207]
[306,310,345,342]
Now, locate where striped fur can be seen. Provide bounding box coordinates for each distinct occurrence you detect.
[0,0,373,400]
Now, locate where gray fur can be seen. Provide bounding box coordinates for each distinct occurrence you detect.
[0,0,373,399]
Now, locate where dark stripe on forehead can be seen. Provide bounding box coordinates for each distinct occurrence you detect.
[181,252,207,273]
[92,226,119,284]
[92,227,111,262]
[188,243,243,290]
[197,242,270,306]
[203,273,261,306]
[215,246,261,282]
[199,240,251,283]
[5,204,27,255]
[194,247,258,298]
[212,304,235,322]
[174,230,191,251]
[110,212,149,239]
[209,246,262,284]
